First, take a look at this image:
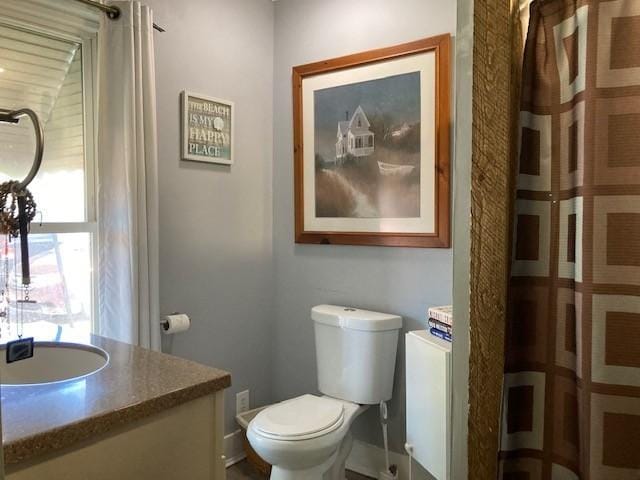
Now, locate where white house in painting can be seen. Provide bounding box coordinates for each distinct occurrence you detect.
[335,106,375,160]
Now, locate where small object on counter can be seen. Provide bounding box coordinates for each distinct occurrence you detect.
[6,337,34,363]
[429,327,451,342]
[428,318,452,335]
[427,305,453,326]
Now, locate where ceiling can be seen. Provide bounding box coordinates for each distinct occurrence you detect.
[0,24,79,124]
[0,23,83,180]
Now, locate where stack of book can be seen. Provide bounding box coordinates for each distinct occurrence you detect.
[427,305,452,342]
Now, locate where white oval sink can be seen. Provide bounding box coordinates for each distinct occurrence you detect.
[1,342,109,386]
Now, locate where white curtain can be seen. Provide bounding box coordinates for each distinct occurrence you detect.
[96,1,160,351]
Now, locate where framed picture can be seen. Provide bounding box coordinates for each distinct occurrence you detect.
[181,91,234,165]
[293,35,451,248]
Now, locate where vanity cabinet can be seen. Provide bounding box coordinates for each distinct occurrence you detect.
[2,336,231,480]
[5,391,226,480]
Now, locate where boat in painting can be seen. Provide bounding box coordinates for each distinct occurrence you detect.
[377,161,415,177]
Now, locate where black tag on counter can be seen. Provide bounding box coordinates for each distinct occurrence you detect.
[6,337,34,363]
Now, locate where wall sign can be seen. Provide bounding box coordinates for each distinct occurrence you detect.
[181,91,234,165]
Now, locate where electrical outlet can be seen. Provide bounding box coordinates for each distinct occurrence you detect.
[236,390,250,414]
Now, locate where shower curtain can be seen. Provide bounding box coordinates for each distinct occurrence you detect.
[501,0,640,478]
[96,1,161,350]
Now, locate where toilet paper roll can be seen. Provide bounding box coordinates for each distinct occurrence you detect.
[162,313,191,334]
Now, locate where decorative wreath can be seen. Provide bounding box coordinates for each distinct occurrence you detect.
[0,181,37,238]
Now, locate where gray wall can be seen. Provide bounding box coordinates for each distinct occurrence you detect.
[272,0,455,453]
[148,0,275,435]
[148,0,456,451]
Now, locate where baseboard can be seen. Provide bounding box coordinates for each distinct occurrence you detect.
[346,440,435,480]
[224,429,246,468]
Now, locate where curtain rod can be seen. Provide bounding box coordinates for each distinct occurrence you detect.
[74,0,166,32]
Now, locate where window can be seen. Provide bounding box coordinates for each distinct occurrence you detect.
[0,25,97,344]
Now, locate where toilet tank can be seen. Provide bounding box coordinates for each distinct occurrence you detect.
[312,305,402,404]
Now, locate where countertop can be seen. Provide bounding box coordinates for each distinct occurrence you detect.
[1,335,231,465]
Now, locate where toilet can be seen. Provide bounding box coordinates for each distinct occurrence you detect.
[247,305,402,480]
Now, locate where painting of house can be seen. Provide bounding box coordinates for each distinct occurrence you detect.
[313,71,421,219]
[335,106,375,160]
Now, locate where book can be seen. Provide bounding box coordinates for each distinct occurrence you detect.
[427,305,453,326]
[430,327,452,342]
[428,318,452,335]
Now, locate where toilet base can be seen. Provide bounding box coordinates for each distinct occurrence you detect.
[269,433,353,480]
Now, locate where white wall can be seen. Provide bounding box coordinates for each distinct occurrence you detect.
[272,0,456,453]
[147,0,275,435]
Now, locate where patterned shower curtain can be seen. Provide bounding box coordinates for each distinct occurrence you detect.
[500,0,640,479]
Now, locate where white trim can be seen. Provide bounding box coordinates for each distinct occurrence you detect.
[82,35,98,224]
[222,435,437,479]
[30,222,97,234]
[451,0,473,477]
[224,429,247,468]
[80,33,99,336]
[346,440,435,480]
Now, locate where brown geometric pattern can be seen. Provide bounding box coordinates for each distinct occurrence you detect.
[501,1,640,478]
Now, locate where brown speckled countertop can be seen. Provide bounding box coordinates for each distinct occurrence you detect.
[1,335,231,465]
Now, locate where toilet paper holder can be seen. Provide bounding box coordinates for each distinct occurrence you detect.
[160,312,188,331]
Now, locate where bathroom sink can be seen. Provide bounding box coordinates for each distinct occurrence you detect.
[0,342,109,386]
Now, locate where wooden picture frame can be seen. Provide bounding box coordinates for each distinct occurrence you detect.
[181,91,234,165]
[292,35,451,248]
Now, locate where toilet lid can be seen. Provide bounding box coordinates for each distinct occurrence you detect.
[253,394,344,440]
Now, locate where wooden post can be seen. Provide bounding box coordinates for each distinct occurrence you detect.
[467,0,521,478]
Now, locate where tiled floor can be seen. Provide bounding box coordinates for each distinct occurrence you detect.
[226,461,265,480]
[227,460,373,480]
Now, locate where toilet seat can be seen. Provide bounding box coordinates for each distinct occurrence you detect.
[252,394,345,441]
